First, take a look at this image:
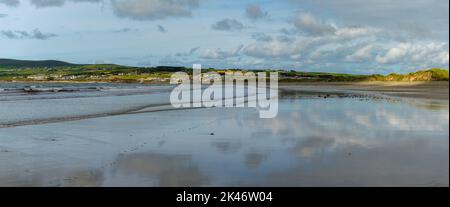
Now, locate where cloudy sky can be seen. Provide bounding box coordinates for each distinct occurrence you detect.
[0,0,448,74]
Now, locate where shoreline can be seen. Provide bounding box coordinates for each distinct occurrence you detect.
[2,80,448,100]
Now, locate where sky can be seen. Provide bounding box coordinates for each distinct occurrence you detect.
[0,0,449,74]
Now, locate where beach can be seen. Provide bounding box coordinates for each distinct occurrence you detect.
[0,82,448,186]
[280,81,449,100]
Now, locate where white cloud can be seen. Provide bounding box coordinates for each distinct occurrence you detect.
[335,26,381,39]
[112,0,200,21]
[244,40,299,59]
[30,0,65,7]
[245,4,268,20]
[292,12,336,36]
[1,0,448,72]
[175,46,200,57]
[29,0,100,8]
[211,19,245,31]
[1,29,57,40]
[201,45,244,59]
[277,35,296,43]
[288,0,448,38]
[0,0,19,6]
[438,51,449,65]
[376,43,410,64]
[376,42,449,66]
[345,44,376,62]
[251,33,273,42]
[244,23,381,61]
[240,10,443,71]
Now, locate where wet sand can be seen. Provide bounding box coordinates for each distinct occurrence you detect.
[280,81,449,100]
[0,83,448,187]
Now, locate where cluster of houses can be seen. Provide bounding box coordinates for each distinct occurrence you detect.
[26,74,107,81]
[25,73,172,82]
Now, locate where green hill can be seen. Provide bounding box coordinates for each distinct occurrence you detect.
[366,68,449,81]
[0,58,76,68]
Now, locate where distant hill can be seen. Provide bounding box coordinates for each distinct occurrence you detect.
[0,58,76,68]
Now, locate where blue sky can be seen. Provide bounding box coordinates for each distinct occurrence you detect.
[0,0,448,74]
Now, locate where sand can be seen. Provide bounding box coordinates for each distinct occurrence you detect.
[279,81,449,100]
[0,82,448,187]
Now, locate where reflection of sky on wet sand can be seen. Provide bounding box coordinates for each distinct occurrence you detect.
[109,153,209,187]
[0,95,448,186]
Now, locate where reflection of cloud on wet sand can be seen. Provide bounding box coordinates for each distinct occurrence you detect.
[0,173,47,187]
[60,170,104,187]
[232,98,448,186]
[113,153,209,187]
[407,100,449,111]
[246,108,374,149]
[246,98,448,148]
[212,141,242,154]
[0,168,105,187]
[1,93,448,187]
[376,108,449,131]
[259,137,449,187]
[245,153,267,169]
[292,136,335,157]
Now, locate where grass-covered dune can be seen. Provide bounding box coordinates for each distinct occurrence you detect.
[369,68,449,81]
[272,68,448,82]
[0,58,448,83]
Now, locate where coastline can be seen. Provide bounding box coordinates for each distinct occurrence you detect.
[2,80,448,100]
